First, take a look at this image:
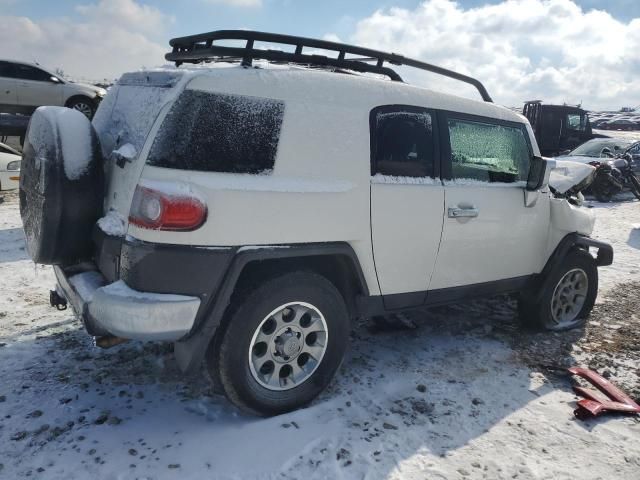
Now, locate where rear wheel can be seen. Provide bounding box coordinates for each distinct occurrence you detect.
[519,250,597,331]
[211,271,349,416]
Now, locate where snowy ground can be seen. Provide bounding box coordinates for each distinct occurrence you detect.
[1,189,639,480]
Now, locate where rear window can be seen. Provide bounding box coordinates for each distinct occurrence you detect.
[146,90,285,173]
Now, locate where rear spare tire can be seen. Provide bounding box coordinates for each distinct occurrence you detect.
[20,106,103,265]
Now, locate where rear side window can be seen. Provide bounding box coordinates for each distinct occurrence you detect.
[147,90,285,174]
[0,61,16,78]
[370,106,436,178]
[447,118,531,183]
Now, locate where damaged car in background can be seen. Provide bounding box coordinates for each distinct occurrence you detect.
[557,138,640,201]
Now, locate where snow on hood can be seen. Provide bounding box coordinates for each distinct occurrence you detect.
[549,160,596,195]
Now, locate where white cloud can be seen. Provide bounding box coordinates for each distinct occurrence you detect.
[349,0,640,110]
[0,0,172,81]
[203,0,263,7]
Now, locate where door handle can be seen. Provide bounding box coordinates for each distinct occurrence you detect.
[448,206,479,218]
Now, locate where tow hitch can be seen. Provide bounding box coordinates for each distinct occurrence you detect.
[49,290,68,310]
[568,367,640,420]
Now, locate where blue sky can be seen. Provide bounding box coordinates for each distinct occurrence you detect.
[4,0,639,40]
[1,0,638,109]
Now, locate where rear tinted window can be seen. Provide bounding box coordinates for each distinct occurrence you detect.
[370,106,436,178]
[147,90,284,173]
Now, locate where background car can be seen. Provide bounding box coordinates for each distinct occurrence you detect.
[0,60,106,119]
[0,141,20,190]
[599,119,639,131]
[557,138,640,174]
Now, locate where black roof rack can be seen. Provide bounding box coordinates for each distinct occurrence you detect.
[166,30,493,103]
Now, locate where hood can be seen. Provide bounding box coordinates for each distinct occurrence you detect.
[549,160,596,195]
[555,155,600,165]
[66,81,107,97]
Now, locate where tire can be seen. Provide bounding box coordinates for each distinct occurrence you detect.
[211,271,350,416]
[628,173,640,200]
[519,250,597,331]
[67,97,96,119]
[593,183,613,202]
[19,107,103,265]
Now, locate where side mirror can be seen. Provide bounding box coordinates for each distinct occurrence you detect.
[50,76,61,83]
[526,155,548,191]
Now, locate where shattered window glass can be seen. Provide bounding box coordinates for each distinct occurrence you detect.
[372,108,435,178]
[147,90,285,174]
[448,118,531,183]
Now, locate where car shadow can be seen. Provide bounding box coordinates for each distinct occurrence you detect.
[0,294,588,479]
[0,226,29,263]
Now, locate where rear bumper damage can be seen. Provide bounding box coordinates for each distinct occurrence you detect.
[53,265,200,341]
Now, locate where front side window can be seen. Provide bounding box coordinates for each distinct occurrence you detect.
[566,113,587,131]
[371,106,435,178]
[13,64,53,82]
[448,118,531,184]
[147,90,285,173]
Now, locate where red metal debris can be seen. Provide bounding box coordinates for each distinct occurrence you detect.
[568,367,640,419]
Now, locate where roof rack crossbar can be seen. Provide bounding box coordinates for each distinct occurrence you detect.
[165,30,493,102]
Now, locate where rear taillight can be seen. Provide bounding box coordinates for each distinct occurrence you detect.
[129,184,207,231]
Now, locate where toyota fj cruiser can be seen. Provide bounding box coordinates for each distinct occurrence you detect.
[19,31,613,416]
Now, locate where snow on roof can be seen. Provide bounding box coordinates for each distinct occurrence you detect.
[158,61,523,125]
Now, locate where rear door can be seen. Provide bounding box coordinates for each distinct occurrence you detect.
[429,113,549,292]
[0,61,18,112]
[369,105,444,308]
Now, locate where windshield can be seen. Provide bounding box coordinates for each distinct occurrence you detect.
[568,139,632,157]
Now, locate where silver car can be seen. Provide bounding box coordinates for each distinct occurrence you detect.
[0,60,106,119]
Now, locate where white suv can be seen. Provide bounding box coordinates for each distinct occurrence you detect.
[19,31,612,416]
[0,60,106,119]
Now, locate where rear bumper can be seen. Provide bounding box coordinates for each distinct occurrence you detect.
[0,171,19,190]
[54,265,200,341]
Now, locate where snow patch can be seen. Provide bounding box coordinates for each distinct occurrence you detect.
[111,143,137,162]
[141,174,353,195]
[444,178,527,187]
[27,107,93,180]
[137,179,206,204]
[99,280,194,302]
[67,271,105,303]
[372,174,441,185]
[58,109,92,180]
[237,245,291,252]
[97,210,127,237]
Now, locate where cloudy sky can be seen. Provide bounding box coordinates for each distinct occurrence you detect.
[1,0,638,110]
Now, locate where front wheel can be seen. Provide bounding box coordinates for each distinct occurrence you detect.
[67,97,95,119]
[519,250,597,331]
[627,172,640,200]
[211,271,350,416]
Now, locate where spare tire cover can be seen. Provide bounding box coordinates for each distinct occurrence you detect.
[20,107,104,265]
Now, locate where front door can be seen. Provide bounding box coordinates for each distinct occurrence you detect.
[369,105,444,309]
[13,64,64,112]
[429,114,549,292]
